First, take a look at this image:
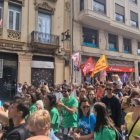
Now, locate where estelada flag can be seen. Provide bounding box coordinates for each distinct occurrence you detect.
[81,57,95,76]
[91,55,108,77]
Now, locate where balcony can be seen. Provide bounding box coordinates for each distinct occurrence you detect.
[31,31,59,52]
[78,9,110,30]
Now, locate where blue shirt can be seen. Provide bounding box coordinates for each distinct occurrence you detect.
[78,114,96,135]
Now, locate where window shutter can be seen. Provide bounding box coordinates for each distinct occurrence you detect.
[130,11,138,21]
[115,4,125,15]
[15,12,20,31]
[94,0,106,5]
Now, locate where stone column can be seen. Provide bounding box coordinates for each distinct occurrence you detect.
[99,30,107,50]
[118,35,123,53]
[18,53,32,84]
[134,60,139,81]
[2,0,8,38]
[54,56,64,85]
[132,39,137,55]
[125,0,130,26]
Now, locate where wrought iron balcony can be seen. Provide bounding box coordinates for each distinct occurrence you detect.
[31,31,59,47]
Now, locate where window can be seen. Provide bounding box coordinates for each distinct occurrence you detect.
[8,4,21,31]
[80,0,84,11]
[130,0,137,4]
[82,27,98,48]
[38,12,51,43]
[123,38,132,53]
[93,0,106,14]
[130,11,138,28]
[138,42,140,55]
[115,4,125,23]
[0,3,3,28]
[38,12,51,34]
[108,34,118,51]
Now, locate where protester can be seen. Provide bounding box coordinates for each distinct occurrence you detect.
[58,87,78,139]
[101,82,121,130]
[125,98,140,140]
[77,98,96,135]
[44,94,60,134]
[27,110,55,140]
[1,100,30,140]
[78,88,87,102]
[29,93,37,115]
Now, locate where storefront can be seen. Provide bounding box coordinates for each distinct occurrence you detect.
[81,55,135,84]
[106,66,135,83]
[31,55,54,87]
[0,52,18,99]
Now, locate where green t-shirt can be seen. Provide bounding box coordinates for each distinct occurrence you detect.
[94,126,116,140]
[50,107,60,133]
[29,104,36,115]
[61,96,78,128]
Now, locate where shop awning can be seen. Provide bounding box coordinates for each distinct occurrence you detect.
[106,66,135,72]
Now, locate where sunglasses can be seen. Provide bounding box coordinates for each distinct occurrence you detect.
[89,94,94,96]
[62,91,67,94]
[130,103,139,107]
[106,88,112,90]
[82,106,90,109]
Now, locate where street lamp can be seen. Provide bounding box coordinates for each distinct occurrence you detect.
[61,30,71,41]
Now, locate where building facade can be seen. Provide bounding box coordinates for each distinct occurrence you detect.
[73,0,140,84]
[0,0,71,99]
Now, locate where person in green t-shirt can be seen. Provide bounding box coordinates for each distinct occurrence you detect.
[29,93,37,115]
[58,87,78,139]
[44,94,60,134]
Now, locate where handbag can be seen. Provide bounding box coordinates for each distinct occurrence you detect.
[125,116,140,140]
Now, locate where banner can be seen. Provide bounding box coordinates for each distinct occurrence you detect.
[72,52,80,71]
[81,57,95,76]
[91,55,108,77]
[106,66,135,72]
[100,70,107,81]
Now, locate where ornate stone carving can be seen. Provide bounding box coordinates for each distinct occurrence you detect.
[34,1,55,14]
[8,0,25,6]
[7,30,21,41]
[65,1,71,12]
[0,43,23,51]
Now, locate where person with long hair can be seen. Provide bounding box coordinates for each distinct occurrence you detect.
[78,98,96,136]
[125,98,140,140]
[93,102,116,140]
[44,94,60,134]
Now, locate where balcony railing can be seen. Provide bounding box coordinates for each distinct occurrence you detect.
[31,31,59,46]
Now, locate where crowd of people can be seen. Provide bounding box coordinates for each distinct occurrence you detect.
[0,74,140,140]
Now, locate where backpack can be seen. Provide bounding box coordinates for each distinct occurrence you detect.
[2,124,30,140]
[115,130,124,140]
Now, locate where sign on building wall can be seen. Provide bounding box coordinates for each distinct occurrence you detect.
[31,61,54,69]
[0,59,3,78]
